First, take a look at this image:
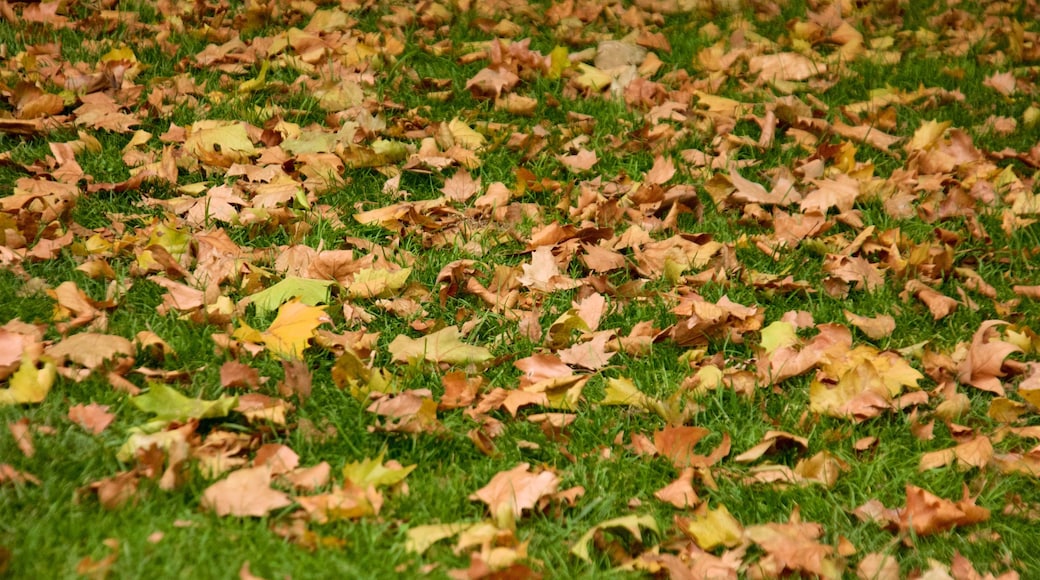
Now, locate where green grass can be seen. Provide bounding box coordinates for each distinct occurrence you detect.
[2,0,1040,577]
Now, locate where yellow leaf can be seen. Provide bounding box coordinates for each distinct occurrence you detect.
[100,46,137,63]
[548,46,570,79]
[905,119,950,152]
[447,118,485,150]
[406,522,475,554]
[571,515,658,561]
[388,326,492,365]
[0,355,56,406]
[760,321,797,355]
[347,267,411,299]
[262,301,329,358]
[683,504,744,550]
[184,120,258,166]
[573,63,611,92]
[238,60,270,94]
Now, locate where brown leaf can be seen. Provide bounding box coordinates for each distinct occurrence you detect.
[469,463,559,520]
[898,484,989,536]
[8,418,33,457]
[68,403,115,435]
[957,320,1021,395]
[749,52,825,82]
[201,465,292,517]
[843,310,895,340]
[220,361,261,389]
[46,333,135,370]
[654,467,699,508]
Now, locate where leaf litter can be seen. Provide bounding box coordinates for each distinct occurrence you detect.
[0,0,1039,577]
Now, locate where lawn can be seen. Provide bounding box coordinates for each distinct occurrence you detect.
[1,0,1039,577]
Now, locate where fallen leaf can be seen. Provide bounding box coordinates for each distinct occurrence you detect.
[571,514,658,562]
[261,301,330,359]
[68,403,115,434]
[957,320,1021,395]
[388,326,492,365]
[470,463,559,522]
[0,356,56,406]
[201,465,292,517]
[131,384,237,422]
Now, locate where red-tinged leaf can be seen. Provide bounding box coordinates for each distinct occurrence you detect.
[465,67,520,99]
[279,462,331,492]
[81,472,140,510]
[905,279,959,320]
[983,71,1017,96]
[201,465,292,517]
[856,553,900,580]
[0,463,40,486]
[744,521,841,578]
[645,155,676,185]
[8,418,33,457]
[296,483,382,523]
[653,426,716,468]
[557,148,598,172]
[469,463,559,521]
[898,484,990,536]
[254,443,299,475]
[957,320,1021,395]
[557,332,616,370]
[68,403,115,435]
[220,361,261,389]
[654,467,698,508]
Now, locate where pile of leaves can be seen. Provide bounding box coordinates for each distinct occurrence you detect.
[1,0,1039,577]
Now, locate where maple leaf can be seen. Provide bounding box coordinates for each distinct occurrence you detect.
[131,384,237,422]
[347,267,411,299]
[571,515,658,562]
[744,521,841,579]
[201,465,292,517]
[8,418,33,457]
[679,504,744,550]
[466,67,520,99]
[68,403,115,434]
[342,453,415,488]
[261,301,330,359]
[749,52,825,83]
[843,310,895,340]
[388,326,492,365]
[0,355,56,406]
[470,463,559,523]
[247,277,332,315]
[897,484,990,536]
[405,522,476,555]
[654,467,699,508]
[184,120,258,167]
[45,333,134,370]
[441,168,481,202]
[957,320,1021,395]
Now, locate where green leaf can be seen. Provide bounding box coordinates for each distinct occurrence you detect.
[131,384,237,422]
[248,276,333,316]
[342,452,416,487]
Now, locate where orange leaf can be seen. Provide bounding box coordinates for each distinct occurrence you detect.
[261,301,330,359]
[957,320,1021,395]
